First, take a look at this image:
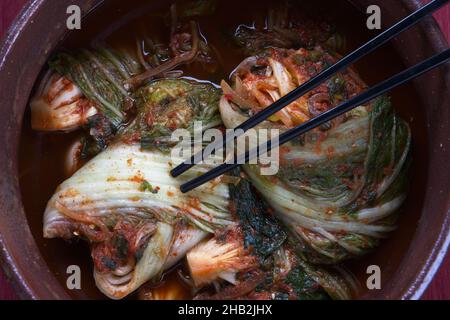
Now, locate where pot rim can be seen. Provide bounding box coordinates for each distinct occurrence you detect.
[0,0,448,300]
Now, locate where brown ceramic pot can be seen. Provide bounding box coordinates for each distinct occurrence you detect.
[0,0,448,299]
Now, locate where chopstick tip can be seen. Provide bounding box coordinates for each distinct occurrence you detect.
[170,166,184,177]
[179,183,191,194]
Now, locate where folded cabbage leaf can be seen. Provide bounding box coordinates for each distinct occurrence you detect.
[188,177,357,300]
[122,78,222,152]
[220,47,411,264]
[31,19,212,133]
[46,48,144,129]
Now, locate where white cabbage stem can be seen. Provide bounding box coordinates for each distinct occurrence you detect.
[186,230,257,287]
[31,72,97,131]
[164,226,208,269]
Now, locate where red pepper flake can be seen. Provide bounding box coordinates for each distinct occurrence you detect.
[146,112,154,128]
[326,146,335,158]
[129,174,145,183]
[187,197,201,210]
[280,146,291,153]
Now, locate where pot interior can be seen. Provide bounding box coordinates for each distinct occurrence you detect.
[17,0,439,299]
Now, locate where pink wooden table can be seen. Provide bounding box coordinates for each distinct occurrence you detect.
[0,0,449,300]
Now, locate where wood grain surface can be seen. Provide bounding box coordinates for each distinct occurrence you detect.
[0,0,448,300]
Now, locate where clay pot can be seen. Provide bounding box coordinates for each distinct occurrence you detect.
[0,0,448,299]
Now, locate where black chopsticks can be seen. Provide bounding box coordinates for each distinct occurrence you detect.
[172,0,449,193]
[171,0,449,179]
[179,48,450,193]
